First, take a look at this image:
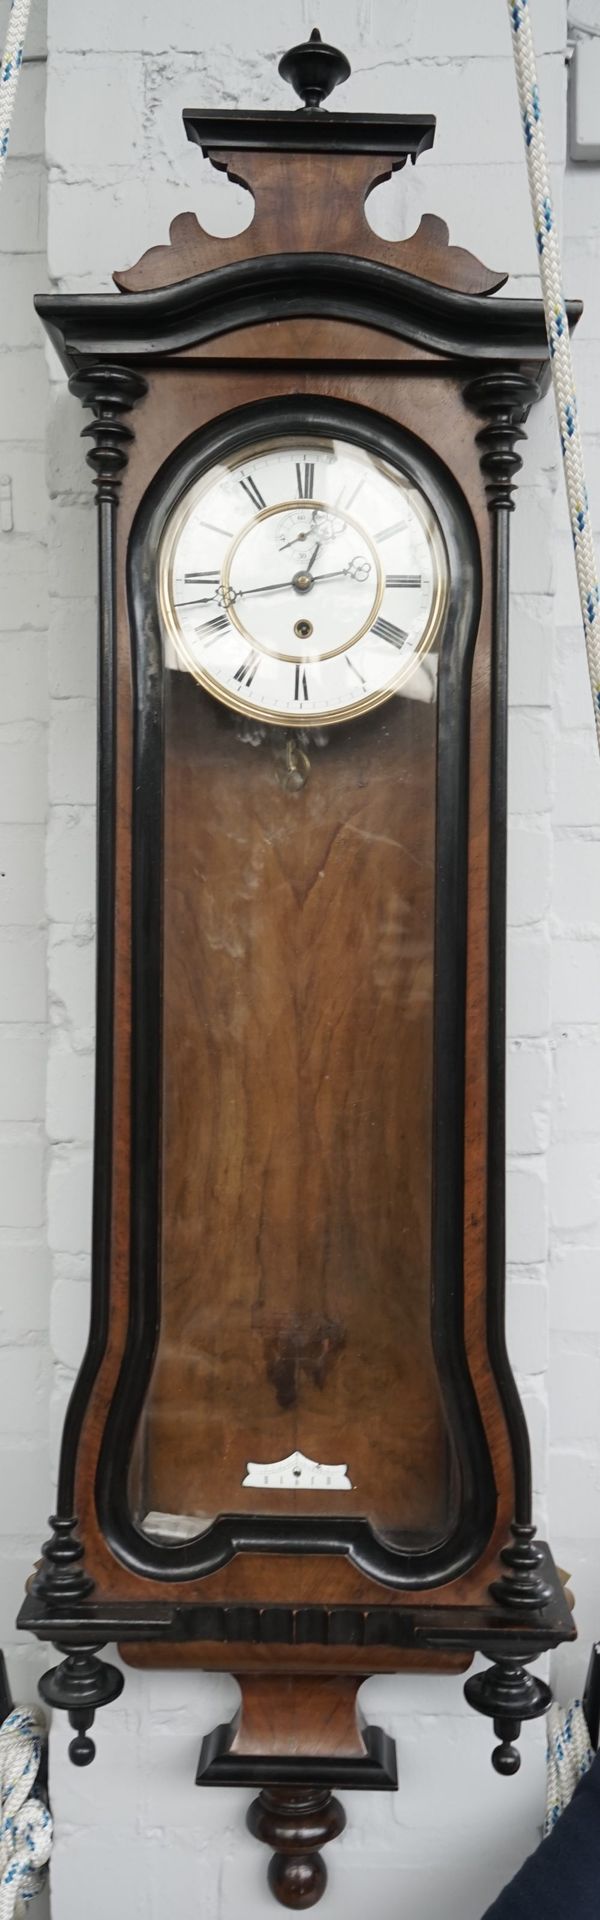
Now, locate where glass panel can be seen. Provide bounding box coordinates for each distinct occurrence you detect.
[129,433,456,1548]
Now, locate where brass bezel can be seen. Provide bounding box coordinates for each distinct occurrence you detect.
[158,435,449,727]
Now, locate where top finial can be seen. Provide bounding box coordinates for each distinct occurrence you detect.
[278,27,351,111]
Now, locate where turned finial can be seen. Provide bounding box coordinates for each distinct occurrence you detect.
[278,27,351,111]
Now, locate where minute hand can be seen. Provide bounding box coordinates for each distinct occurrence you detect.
[235,567,358,598]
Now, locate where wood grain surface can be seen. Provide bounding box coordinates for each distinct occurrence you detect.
[141,672,449,1536]
[113,155,507,296]
[71,365,515,1619]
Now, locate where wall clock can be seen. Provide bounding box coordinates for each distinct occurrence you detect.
[19,29,579,1908]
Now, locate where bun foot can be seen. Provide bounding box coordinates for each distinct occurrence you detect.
[248,1786,346,1909]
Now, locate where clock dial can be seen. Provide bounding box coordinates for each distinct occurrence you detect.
[159,435,448,725]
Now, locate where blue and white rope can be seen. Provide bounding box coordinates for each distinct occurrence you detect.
[508,0,600,751]
[544,1699,593,1835]
[0,0,31,191]
[0,1708,52,1920]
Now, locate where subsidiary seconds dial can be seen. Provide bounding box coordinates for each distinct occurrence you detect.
[159,433,448,726]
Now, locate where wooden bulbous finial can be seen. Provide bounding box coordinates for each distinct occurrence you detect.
[278,27,351,111]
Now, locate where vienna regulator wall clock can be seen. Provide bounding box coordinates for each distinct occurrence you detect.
[20,31,579,1907]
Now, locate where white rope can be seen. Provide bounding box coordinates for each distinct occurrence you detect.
[0,0,31,193]
[0,1709,52,1920]
[507,0,600,752]
[544,1698,594,1835]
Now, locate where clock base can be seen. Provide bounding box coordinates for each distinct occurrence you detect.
[195,1673,397,1905]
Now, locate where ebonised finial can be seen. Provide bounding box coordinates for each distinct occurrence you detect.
[278,27,351,111]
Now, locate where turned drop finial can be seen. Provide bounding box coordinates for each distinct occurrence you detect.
[278,27,351,111]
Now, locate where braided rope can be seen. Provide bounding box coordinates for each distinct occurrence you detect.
[0,1708,52,1920]
[545,1699,594,1835]
[0,0,31,191]
[507,0,600,750]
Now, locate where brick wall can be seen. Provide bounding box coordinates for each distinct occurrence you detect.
[1,2,599,1915]
[0,0,51,1714]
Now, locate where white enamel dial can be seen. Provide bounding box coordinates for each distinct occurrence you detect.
[159,434,448,726]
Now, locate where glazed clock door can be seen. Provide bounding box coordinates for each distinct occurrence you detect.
[113,395,490,1583]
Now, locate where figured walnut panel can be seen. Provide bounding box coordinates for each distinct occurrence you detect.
[74,366,513,1611]
[114,150,507,296]
[140,672,452,1539]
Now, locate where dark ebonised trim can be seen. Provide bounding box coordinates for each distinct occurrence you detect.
[183,108,436,159]
[196,1714,398,1791]
[465,373,552,1610]
[89,391,503,1590]
[34,255,581,377]
[34,367,147,1608]
[18,1538,576,1650]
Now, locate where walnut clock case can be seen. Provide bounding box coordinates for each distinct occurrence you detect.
[20,30,577,1909]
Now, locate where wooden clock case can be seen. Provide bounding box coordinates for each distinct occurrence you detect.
[19,30,577,1906]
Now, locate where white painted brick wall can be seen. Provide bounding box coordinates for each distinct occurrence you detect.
[2,1,600,1914]
[0,0,52,1722]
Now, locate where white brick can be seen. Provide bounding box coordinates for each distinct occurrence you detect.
[507,825,552,925]
[47,1145,92,1255]
[51,1831,219,1920]
[508,596,553,708]
[46,385,89,498]
[4,1650,51,1728]
[0,1236,48,1341]
[0,162,45,253]
[0,545,48,631]
[552,1035,600,1138]
[0,635,48,723]
[0,1345,49,1433]
[48,598,96,699]
[47,57,144,171]
[507,1042,551,1153]
[0,727,46,823]
[7,63,46,161]
[554,729,600,827]
[550,1448,600,1541]
[0,347,47,439]
[554,529,586,626]
[551,935,600,1023]
[50,1276,90,1369]
[552,836,600,929]
[569,338,600,431]
[507,929,551,1037]
[413,0,565,55]
[0,930,45,1020]
[549,1137,600,1232]
[46,806,95,922]
[4,447,48,536]
[0,824,44,923]
[49,701,95,805]
[507,1162,548,1265]
[0,1439,51,1534]
[47,1034,93,1140]
[520,1389,549,1498]
[49,1365,74,1482]
[48,503,95,598]
[548,1335,600,1444]
[48,922,94,1034]
[0,1126,44,1227]
[508,712,553,815]
[0,1539,45,1642]
[0,1027,45,1120]
[511,491,555,594]
[506,1276,549,1377]
[0,253,48,349]
[549,1246,600,1334]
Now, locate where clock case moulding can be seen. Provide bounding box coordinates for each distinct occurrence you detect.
[19,27,579,1909]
